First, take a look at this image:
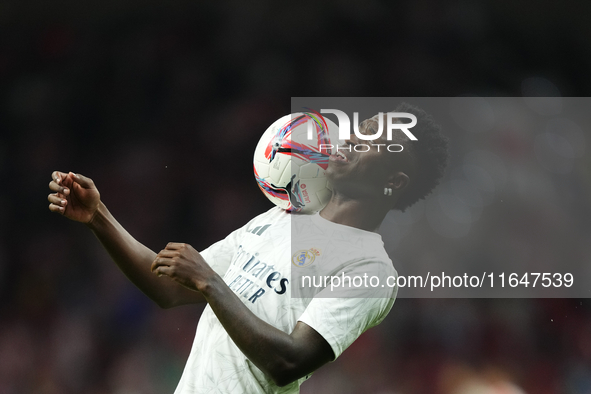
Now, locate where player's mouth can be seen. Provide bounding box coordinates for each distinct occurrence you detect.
[330,150,349,163]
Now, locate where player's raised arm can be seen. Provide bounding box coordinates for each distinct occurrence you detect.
[48,171,205,308]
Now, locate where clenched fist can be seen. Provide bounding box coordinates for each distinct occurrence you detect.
[151,243,217,293]
[48,171,100,224]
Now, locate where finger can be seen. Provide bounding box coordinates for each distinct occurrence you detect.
[48,202,65,214]
[69,172,95,188]
[151,256,172,272]
[51,171,68,185]
[165,242,185,250]
[49,180,70,196]
[48,193,67,207]
[153,265,175,278]
[157,249,179,258]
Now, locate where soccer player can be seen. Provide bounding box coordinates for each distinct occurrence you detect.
[47,104,448,393]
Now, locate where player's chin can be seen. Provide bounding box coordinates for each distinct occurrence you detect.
[324,167,346,188]
[324,164,337,181]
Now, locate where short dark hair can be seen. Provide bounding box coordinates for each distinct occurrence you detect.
[393,102,449,212]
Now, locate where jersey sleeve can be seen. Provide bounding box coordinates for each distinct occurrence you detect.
[198,219,255,277]
[297,260,397,360]
[298,295,394,360]
[198,233,240,277]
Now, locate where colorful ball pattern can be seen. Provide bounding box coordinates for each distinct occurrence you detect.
[253,111,340,213]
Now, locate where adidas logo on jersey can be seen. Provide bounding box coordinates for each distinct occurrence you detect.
[248,224,270,236]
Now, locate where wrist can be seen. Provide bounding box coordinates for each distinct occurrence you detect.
[85,201,106,231]
[198,273,224,298]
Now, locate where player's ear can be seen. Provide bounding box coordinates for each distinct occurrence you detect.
[388,172,409,191]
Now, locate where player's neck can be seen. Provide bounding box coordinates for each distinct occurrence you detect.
[319,193,390,232]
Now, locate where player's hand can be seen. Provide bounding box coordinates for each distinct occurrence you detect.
[151,243,217,292]
[48,171,100,224]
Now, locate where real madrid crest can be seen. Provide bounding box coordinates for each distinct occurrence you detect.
[292,248,321,268]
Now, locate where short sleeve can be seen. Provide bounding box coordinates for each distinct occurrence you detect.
[296,257,397,359]
[198,234,241,277]
[199,219,255,277]
[298,295,394,360]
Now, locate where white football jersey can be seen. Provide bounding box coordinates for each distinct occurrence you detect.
[174,207,397,394]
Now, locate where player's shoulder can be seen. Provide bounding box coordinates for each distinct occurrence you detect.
[253,206,289,222]
[239,206,290,235]
[377,257,398,279]
[352,254,397,278]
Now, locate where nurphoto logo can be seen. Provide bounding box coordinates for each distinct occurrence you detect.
[307,109,417,153]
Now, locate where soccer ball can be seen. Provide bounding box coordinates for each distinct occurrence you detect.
[253,112,340,214]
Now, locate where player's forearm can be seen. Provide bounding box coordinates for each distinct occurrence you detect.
[201,276,316,387]
[87,202,203,308]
